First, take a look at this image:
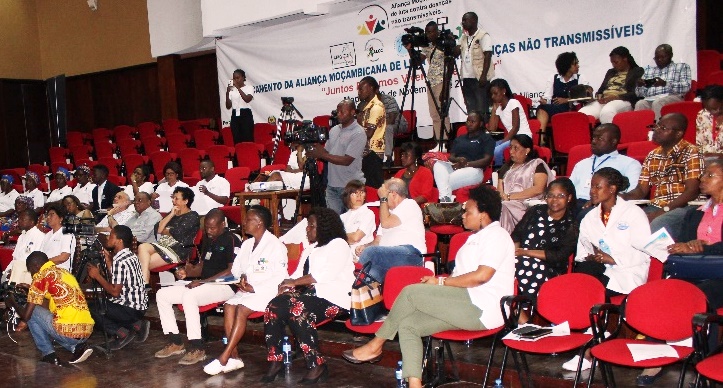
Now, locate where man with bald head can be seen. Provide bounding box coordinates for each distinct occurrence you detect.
[624,113,705,240]
[124,191,163,243]
[307,98,367,214]
[634,44,691,120]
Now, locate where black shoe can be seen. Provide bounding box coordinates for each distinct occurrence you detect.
[69,342,93,364]
[299,363,328,385]
[260,362,285,383]
[134,320,150,343]
[41,353,69,367]
[110,332,136,351]
[636,368,664,386]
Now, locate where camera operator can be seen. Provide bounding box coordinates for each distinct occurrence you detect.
[306,99,366,214]
[405,21,450,141]
[4,251,94,366]
[87,225,148,350]
[96,191,135,234]
[122,192,162,244]
[40,204,76,272]
[456,12,494,120]
[7,209,44,285]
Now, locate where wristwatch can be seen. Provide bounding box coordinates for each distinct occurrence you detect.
[380,197,388,203]
[663,206,670,212]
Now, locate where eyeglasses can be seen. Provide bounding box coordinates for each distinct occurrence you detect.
[545,193,568,200]
[700,173,723,179]
[652,123,675,132]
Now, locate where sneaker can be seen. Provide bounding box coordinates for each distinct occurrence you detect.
[133,320,150,343]
[204,359,225,376]
[562,355,591,371]
[155,343,186,358]
[440,196,453,203]
[223,358,244,373]
[178,349,207,365]
[110,332,136,351]
[69,342,93,364]
[41,353,70,367]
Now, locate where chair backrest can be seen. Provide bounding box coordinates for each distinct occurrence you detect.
[383,266,434,309]
[448,231,473,262]
[118,138,141,157]
[551,112,591,154]
[97,157,122,176]
[178,148,204,177]
[141,136,165,155]
[148,151,174,179]
[70,145,93,162]
[136,121,160,139]
[181,120,204,136]
[624,140,657,164]
[612,110,655,144]
[225,166,251,194]
[457,125,468,137]
[66,131,87,147]
[707,70,723,88]
[312,115,332,128]
[27,164,49,178]
[162,118,183,133]
[220,127,234,148]
[565,144,593,176]
[193,129,219,151]
[625,279,707,341]
[397,110,417,137]
[49,147,69,164]
[92,128,112,144]
[113,125,137,141]
[254,123,276,145]
[206,145,235,175]
[234,142,261,171]
[122,154,145,176]
[424,230,437,254]
[659,101,702,144]
[537,273,605,330]
[269,142,292,165]
[513,94,534,119]
[697,50,721,87]
[94,141,117,159]
[166,133,190,154]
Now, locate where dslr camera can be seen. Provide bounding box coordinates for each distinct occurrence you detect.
[401,26,429,47]
[284,121,328,145]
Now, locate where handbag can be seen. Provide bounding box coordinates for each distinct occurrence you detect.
[423,202,464,226]
[349,262,384,326]
[665,255,723,280]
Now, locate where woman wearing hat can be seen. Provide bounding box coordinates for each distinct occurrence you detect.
[71,164,96,208]
[47,167,73,204]
[0,175,20,215]
[23,172,45,211]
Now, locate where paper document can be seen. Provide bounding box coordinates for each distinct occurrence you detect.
[502,322,569,342]
[627,343,678,362]
[642,227,675,263]
[201,275,239,285]
[159,280,191,287]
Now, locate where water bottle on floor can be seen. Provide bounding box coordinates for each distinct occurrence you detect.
[493,378,504,388]
[396,361,407,387]
[282,336,292,370]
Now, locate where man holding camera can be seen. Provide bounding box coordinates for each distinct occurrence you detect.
[123,192,162,243]
[457,12,493,120]
[634,44,691,120]
[87,225,148,350]
[5,251,94,366]
[306,99,366,214]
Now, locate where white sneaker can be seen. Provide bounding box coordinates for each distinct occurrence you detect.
[562,355,591,371]
[222,357,244,373]
[204,359,225,376]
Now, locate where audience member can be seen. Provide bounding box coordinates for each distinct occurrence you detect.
[0,174,19,215]
[137,186,200,283]
[192,160,230,216]
[8,209,44,285]
[40,204,76,272]
[23,171,45,210]
[433,112,494,202]
[123,192,162,243]
[203,206,288,375]
[4,251,94,366]
[579,46,644,123]
[497,134,553,233]
[62,195,94,221]
[262,207,354,384]
[340,180,377,257]
[154,209,237,365]
[0,196,34,233]
[357,76,387,188]
[695,85,723,155]
[488,79,533,167]
[537,52,587,142]
[356,178,426,282]
[343,185,514,388]
[394,142,438,205]
[624,113,705,240]
[46,167,73,204]
[95,191,135,233]
[72,164,96,208]
[457,11,493,120]
[306,99,366,214]
[90,164,122,215]
[152,161,188,213]
[123,164,154,201]
[266,142,310,220]
[634,44,692,120]
[87,225,148,350]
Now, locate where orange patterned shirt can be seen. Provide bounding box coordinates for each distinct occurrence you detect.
[638,139,705,207]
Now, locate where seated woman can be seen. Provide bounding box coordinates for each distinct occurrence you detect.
[498,134,554,233]
[137,186,200,284]
[579,46,644,124]
[71,164,96,208]
[46,167,73,205]
[342,185,515,388]
[695,85,723,156]
[266,142,310,220]
[123,164,154,201]
[488,79,533,168]
[512,178,578,300]
[203,205,288,375]
[536,52,587,143]
[340,180,376,258]
[95,191,134,234]
[261,207,354,384]
[62,195,94,221]
[23,171,45,211]
[0,196,35,235]
[152,161,188,214]
[432,112,494,202]
[394,142,437,205]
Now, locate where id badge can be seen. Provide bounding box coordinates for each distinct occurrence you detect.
[583,177,592,189]
[204,251,213,261]
[254,258,268,273]
[464,53,471,64]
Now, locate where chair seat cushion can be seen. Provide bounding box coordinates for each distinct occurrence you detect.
[432,326,503,341]
[179,302,223,313]
[344,320,383,334]
[591,339,692,367]
[503,333,592,354]
[152,263,179,273]
[429,224,465,235]
[696,353,723,382]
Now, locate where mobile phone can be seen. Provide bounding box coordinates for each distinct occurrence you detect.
[519,328,553,339]
[228,80,233,87]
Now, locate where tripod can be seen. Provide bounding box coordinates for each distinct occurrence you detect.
[74,237,113,358]
[273,100,304,162]
[293,153,322,222]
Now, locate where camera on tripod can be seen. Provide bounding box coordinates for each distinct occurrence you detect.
[62,216,108,284]
[401,26,429,48]
[281,96,295,105]
[0,282,28,306]
[436,29,457,53]
[283,121,329,146]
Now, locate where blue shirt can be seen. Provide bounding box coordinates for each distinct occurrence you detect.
[569,151,642,200]
[451,131,495,162]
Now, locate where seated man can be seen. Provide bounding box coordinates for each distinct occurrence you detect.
[95,191,135,234]
[192,160,230,217]
[623,113,705,240]
[634,44,691,120]
[7,209,45,285]
[356,178,426,282]
[154,209,240,365]
[90,164,122,219]
[4,251,94,365]
[87,225,148,350]
[122,192,162,243]
[570,123,641,219]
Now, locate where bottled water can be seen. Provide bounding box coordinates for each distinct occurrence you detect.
[396,361,407,387]
[493,378,504,388]
[282,336,292,369]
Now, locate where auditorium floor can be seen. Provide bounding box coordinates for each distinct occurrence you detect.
[0,303,700,388]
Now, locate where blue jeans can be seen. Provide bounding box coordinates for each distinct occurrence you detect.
[325,186,346,215]
[358,245,422,283]
[27,306,86,356]
[646,205,695,242]
[494,140,510,167]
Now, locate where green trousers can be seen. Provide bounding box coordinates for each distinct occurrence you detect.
[376,283,486,379]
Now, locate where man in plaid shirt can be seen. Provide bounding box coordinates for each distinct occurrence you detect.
[624,113,704,241]
[88,225,148,350]
[634,44,691,120]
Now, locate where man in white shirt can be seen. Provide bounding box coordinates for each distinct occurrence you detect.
[192,160,230,216]
[40,204,76,272]
[456,12,493,120]
[8,209,45,285]
[355,178,426,282]
[96,192,135,234]
[0,175,19,215]
[47,167,74,204]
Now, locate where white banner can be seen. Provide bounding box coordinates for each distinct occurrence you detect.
[217,0,696,130]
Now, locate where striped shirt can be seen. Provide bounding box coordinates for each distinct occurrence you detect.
[635,61,692,98]
[109,248,147,311]
[639,139,705,207]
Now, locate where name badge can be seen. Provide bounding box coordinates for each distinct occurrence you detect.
[204,251,213,261]
[583,177,591,189]
[254,257,269,273]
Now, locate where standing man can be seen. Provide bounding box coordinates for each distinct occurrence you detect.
[624,113,704,240]
[634,44,692,120]
[192,160,230,216]
[87,225,148,350]
[123,192,163,243]
[307,99,366,214]
[457,12,493,120]
[90,164,122,217]
[357,76,387,188]
[4,251,94,366]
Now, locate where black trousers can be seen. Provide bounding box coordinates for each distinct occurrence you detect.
[90,300,145,337]
[362,152,384,189]
[231,108,254,144]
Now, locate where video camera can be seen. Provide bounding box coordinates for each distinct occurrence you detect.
[62,215,96,236]
[403,17,457,53]
[0,282,27,306]
[401,26,428,48]
[281,96,295,105]
[283,120,328,145]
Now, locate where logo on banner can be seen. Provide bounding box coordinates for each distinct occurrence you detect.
[365,39,384,62]
[357,5,387,35]
[394,34,408,56]
[330,42,356,69]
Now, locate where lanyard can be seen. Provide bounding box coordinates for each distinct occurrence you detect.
[591,155,611,174]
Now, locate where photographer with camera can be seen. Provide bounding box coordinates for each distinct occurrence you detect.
[5,251,94,366]
[306,99,366,214]
[456,12,494,120]
[40,204,76,272]
[87,225,148,350]
[225,69,254,144]
[634,44,691,120]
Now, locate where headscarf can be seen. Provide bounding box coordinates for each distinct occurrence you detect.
[75,164,91,176]
[25,171,40,185]
[55,167,70,180]
[1,174,13,184]
[15,195,34,208]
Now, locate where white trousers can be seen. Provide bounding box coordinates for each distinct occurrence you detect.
[432,163,483,198]
[634,95,684,120]
[156,284,235,340]
[579,100,632,124]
